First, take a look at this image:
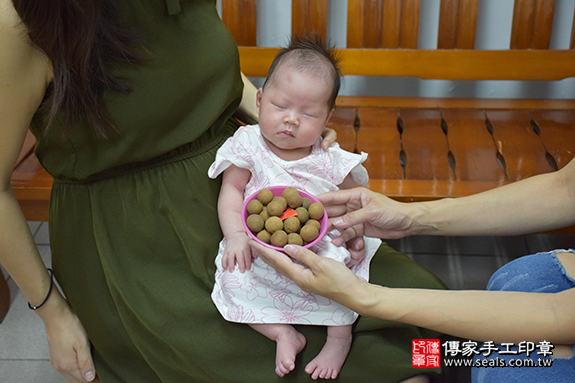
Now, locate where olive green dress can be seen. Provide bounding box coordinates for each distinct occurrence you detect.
[29,1,449,382]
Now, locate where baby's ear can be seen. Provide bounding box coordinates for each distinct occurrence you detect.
[256,88,263,107]
[326,107,335,123]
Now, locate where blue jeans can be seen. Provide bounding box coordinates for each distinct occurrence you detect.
[472,249,575,383]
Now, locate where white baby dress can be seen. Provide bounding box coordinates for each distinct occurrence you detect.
[208,125,381,325]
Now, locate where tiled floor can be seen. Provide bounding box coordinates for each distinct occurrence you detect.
[0,222,573,382]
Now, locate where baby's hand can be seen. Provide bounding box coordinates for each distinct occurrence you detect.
[222,233,254,273]
[346,237,366,268]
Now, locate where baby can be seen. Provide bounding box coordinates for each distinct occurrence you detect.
[208,36,381,380]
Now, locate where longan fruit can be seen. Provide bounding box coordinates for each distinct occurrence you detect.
[257,230,271,244]
[295,207,309,224]
[270,230,288,247]
[265,216,283,233]
[283,216,301,234]
[271,196,287,211]
[246,214,264,233]
[247,199,263,214]
[282,187,303,208]
[259,207,270,221]
[282,187,298,198]
[305,219,321,231]
[287,233,303,246]
[257,189,274,205]
[308,202,325,220]
[266,200,284,217]
[302,197,312,209]
[300,224,318,243]
[286,196,302,209]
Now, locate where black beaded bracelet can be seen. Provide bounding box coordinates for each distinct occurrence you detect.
[28,268,54,310]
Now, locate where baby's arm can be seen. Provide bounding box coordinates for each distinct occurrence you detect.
[337,174,366,267]
[218,165,254,273]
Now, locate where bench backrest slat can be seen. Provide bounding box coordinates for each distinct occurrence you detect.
[221,0,575,81]
[292,0,328,41]
[511,0,555,49]
[347,0,421,48]
[438,0,479,49]
[220,0,257,46]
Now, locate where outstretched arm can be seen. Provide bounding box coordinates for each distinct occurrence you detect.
[412,158,575,236]
[250,242,575,345]
[321,158,575,244]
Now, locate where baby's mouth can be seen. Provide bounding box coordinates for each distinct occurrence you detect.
[278,130,294,137]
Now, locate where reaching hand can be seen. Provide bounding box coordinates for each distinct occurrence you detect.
[317,188,417,245]
[249,241,368,310]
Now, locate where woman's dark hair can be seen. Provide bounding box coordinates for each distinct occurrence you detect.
[12,0,141,138]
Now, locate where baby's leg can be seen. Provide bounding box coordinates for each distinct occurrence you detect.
[305,325,352,380]
[249,323,306,377]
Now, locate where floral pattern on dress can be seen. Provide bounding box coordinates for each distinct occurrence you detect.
[208,125,381,325]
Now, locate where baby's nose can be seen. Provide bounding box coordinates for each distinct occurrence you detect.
[283,111,299,127]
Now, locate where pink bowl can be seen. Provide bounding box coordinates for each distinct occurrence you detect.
[242,186,328,251]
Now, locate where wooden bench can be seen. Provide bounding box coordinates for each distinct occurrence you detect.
[9,0,575,225]
[221,0,575,234]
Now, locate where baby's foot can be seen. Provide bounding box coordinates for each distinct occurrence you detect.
[275,330,306,377]
[305,333,352,380]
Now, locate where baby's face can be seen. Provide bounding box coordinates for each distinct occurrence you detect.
[257,67,334,161]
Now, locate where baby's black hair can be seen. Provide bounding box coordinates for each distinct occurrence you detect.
[264,34,342,109]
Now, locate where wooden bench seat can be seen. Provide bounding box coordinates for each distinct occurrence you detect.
[329,98,575,199]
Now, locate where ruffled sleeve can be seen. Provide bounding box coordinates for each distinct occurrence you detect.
[207,125,259,179]
[326,143,369,187]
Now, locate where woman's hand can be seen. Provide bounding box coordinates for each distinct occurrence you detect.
[318,188,419,245]
[37,293,99,382]
[249,241,368,309]
[320,127,337,149]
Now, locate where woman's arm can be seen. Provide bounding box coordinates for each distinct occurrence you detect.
[217,165,253,272]
[233,73,259,125]
[0,2,97,381]
[321,158,575,244]
[251,242,575,345]
[411,158,575,236]
[361,282,575,345]
[0,0,58,313]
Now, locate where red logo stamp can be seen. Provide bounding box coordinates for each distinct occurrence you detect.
[412,339,441,368]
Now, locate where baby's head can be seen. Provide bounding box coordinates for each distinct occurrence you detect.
[263,35,342,110]
[257,35,342,160]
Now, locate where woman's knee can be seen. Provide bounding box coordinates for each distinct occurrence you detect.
[487,250,575,293]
